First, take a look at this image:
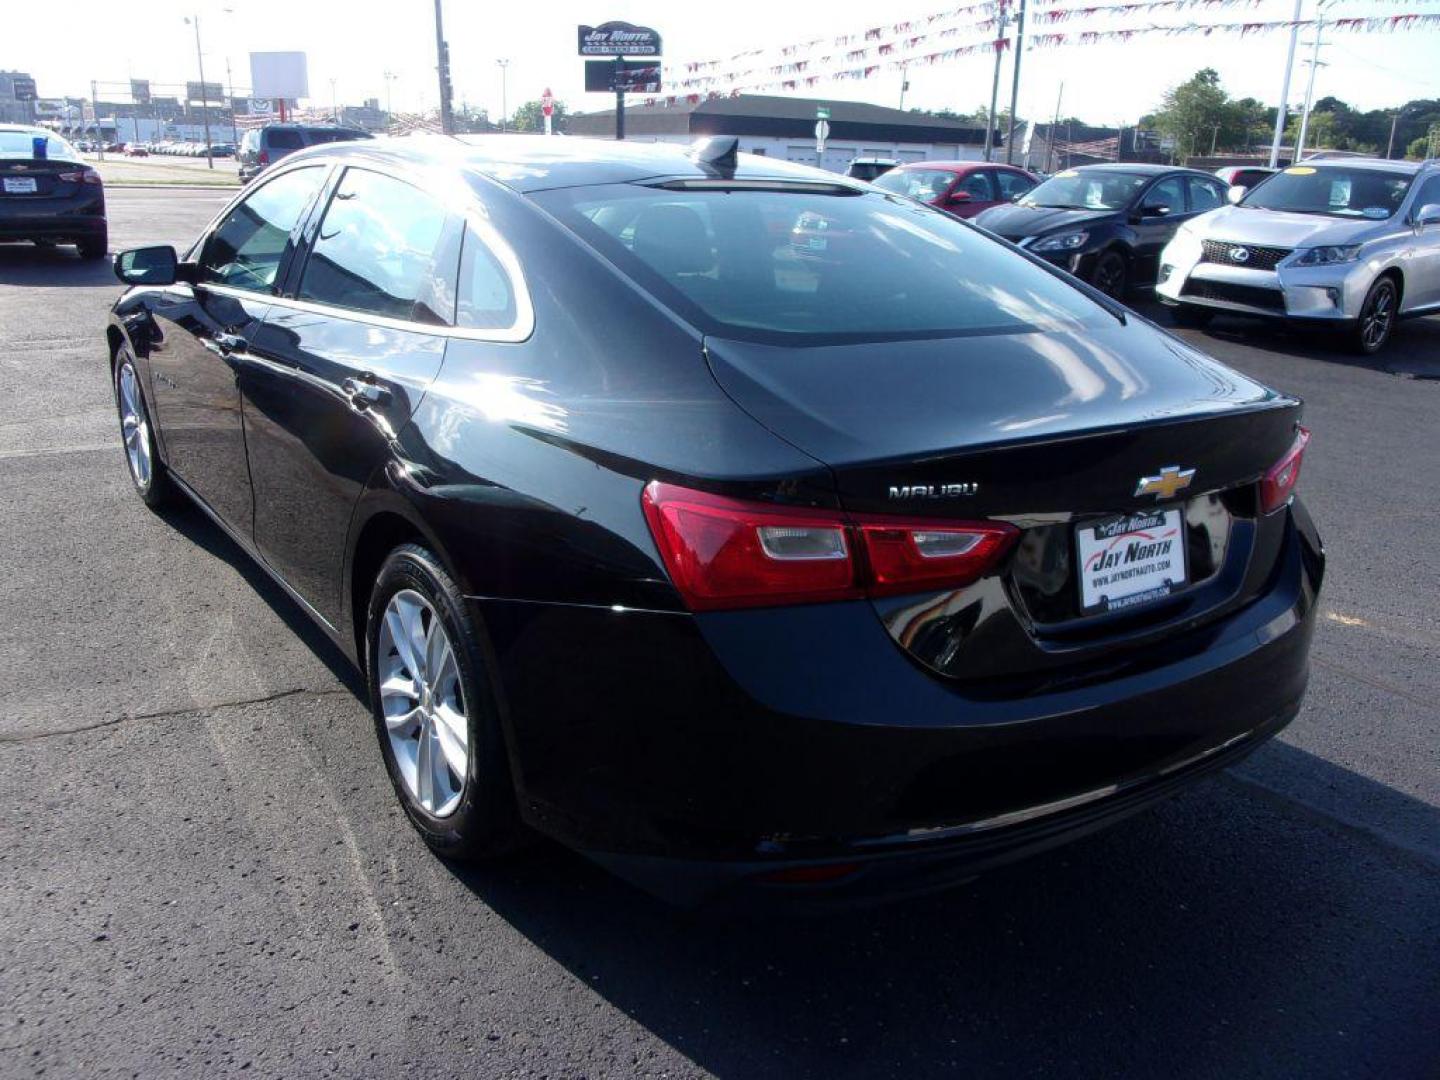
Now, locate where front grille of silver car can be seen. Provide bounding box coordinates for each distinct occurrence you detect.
[1200,240,1291,271]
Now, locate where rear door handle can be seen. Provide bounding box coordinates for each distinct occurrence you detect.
[343,376,391,410]
[213,331,247,351]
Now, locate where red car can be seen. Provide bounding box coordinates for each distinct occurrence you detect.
[872,161,1039,219]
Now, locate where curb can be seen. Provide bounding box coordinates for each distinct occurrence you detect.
[107,183,239,191]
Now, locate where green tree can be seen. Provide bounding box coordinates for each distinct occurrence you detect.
[509,98,567,133]
[1150,68,1234,160]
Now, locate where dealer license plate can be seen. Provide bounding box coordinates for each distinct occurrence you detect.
[3,177,38,194]
[1076,508,1187,614]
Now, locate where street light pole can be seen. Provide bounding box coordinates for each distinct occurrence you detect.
[1267,0,1304,167]
[1294,4,1329,163]
[496,59,510,133]
[186,15,214,169]
[330,78,338,123]
[1004,0,1027,165]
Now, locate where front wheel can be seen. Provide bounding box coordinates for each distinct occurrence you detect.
[1350,277,1398,355]
[1089,250,1128,299]
[366,544,527,860]
[114,347,175,509]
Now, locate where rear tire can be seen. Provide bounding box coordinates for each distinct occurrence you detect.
[1170,305,1214,330]
[77,230,108,260]
[1349,276,1397,355]
[1090,250,1128,299]
[366,544,527,860]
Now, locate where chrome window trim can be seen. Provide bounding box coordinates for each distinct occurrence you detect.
[185,152,535,344]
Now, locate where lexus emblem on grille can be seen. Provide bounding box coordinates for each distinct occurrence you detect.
[1135,466,1196,500]
[1229,246,1250,263]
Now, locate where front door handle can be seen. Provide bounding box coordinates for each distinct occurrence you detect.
[214,331,247,351]
[343,376,391,410]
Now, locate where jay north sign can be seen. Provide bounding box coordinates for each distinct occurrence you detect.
[578,21,663,56]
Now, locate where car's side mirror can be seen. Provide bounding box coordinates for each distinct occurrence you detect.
[1227,185,1247,205]
[948,190,973,204]
[114,245,195,286]
[1413,202,1440,228]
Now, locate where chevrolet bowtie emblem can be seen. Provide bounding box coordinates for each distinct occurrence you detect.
[1135,466,1196,500]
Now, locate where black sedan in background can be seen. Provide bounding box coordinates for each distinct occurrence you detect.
[0,125,107,258]
[106,137,1321,905]
[975,163,1230,298]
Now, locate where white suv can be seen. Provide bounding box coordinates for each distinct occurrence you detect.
[1157,158,1440,354]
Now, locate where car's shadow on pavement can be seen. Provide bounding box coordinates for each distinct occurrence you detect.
[446,743,1440,1079]
[153,498,366,700]
[0,244,117,287]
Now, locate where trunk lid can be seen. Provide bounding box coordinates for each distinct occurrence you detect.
[0,159,82,200]
[704,320,1303,680]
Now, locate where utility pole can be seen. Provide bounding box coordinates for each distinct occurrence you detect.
[432,0,454,134]
[983,0,1009,162]
[898,62,909,111]
[1386,108,1405,158]
[1210,122,1220,156]
[1267,0,1304,167]
[1004,0,1027,165]
[91,80,103,160]
[186,15,214,168]
[225,57,237,143]
[497,59,510,132]
[330,78,338,123]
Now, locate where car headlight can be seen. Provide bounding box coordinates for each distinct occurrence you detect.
[1031,230,1089,253]
[1292,244,1362,266]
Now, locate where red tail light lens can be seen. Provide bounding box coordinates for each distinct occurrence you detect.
[641,481,1019,611]
[856,519,1020,597]
[1260,426,1310,514]
[258,150,270,165]
[57,168,102,184]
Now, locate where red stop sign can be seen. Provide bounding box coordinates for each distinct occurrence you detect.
[541,88,554,117]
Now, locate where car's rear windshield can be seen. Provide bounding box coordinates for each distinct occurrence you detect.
[265,129,304,149]
[871,168,955,200]
[531,184,1111,344]
[0,131,79,161]
[1240,165,1414,219]
[1020,170,1150,210]
[304,128,368,144]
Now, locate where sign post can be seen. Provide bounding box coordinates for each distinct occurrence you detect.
[815,107,831,168]
[578,21,662,141]
[542,88,554,136]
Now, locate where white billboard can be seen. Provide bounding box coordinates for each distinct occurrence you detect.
[249,52,309,101]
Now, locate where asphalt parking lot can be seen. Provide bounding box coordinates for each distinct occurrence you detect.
[0,188,1436,1079]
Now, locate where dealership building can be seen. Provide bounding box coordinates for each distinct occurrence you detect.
[566,93,994,171]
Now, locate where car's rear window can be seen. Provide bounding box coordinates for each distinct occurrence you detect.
[0,131,79,161]
[265,129,304,149]
[533,184,1110,344]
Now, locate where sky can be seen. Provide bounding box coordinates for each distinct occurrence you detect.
[6,0,1440,127]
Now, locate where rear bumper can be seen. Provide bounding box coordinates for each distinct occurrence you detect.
[0,196,106,240]
[477,502,1322,904]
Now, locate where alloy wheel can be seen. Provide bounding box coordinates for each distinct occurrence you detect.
[117,359,152,489]
[377,589,469,817]
[1093,254,1126,298]
[1361,281,1395,351]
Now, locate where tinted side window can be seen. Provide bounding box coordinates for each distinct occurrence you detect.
[265,129,304,150]
[200,165,326,292]
[994,170,1035,199]
[1187,176,1224,212]
[956,171,995,200]
[456,227,518,330]
[298,168,452,324]
[1235,170,1271,188]
[1144,177,1186,211]
[1413,175,1440,210]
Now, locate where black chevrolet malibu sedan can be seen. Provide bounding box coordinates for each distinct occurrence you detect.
[1,125,107,258]
[974,163,1230,299]
[106,135,1322,904]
